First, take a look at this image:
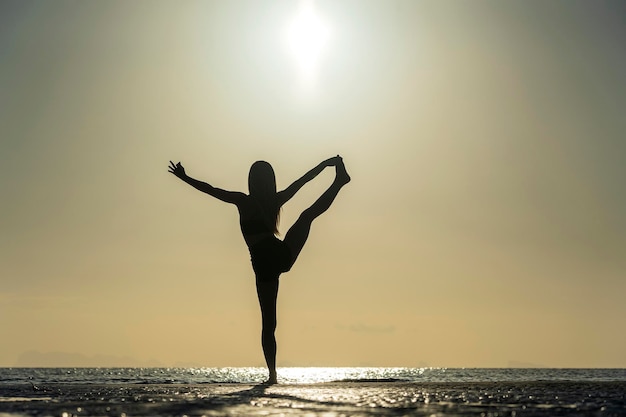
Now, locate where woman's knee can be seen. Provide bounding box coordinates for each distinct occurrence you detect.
[298,209,317,226]
[262,316,277,331]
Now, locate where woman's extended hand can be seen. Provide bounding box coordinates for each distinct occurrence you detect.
[322,155,342,167]
[168,161,187,179]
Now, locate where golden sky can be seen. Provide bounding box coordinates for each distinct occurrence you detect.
[1,0,625,368]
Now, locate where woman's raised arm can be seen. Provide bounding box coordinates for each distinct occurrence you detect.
[168,161,245,205]
[277,156,340,206]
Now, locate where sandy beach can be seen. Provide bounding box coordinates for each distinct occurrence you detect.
[1,381,624,416]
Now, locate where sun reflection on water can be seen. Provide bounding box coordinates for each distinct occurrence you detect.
[277,367,422,384]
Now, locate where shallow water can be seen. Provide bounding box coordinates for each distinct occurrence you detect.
[0,368,624,416]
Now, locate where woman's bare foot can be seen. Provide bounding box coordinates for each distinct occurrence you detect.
[264,373,278,385]
[336,157,351,185]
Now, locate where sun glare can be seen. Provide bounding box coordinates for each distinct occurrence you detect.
[286,0,330,82]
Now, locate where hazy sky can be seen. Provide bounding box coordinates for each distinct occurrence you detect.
[1,0,625,368]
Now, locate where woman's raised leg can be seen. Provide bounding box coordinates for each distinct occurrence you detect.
[256,279,279,384]
[283,159,350,265]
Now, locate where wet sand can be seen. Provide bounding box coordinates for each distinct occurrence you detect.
[1,381,624,416]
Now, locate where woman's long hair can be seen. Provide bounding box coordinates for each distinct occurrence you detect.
[248,161,280,235]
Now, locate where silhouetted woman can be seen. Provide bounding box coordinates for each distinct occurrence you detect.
[168,156,350,383]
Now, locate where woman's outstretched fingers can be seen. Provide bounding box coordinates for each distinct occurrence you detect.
[168,161,186,178]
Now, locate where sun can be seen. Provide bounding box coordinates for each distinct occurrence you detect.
[286,0,330,82]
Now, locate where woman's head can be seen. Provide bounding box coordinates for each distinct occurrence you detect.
[248,161,280,234]
[248,160,276,197]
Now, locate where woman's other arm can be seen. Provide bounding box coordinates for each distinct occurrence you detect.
[277,156,339,206]
[168,161,245,205]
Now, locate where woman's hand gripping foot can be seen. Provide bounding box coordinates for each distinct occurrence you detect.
[335,155,351,185]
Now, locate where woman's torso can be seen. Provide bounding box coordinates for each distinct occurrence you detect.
[238,195,277,248]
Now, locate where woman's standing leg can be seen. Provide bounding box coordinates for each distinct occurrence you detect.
[256,279,279,384]
[283,160,350,264]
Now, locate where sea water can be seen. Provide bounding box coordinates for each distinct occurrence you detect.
[1,368,624,416]
[1,367,625,385]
